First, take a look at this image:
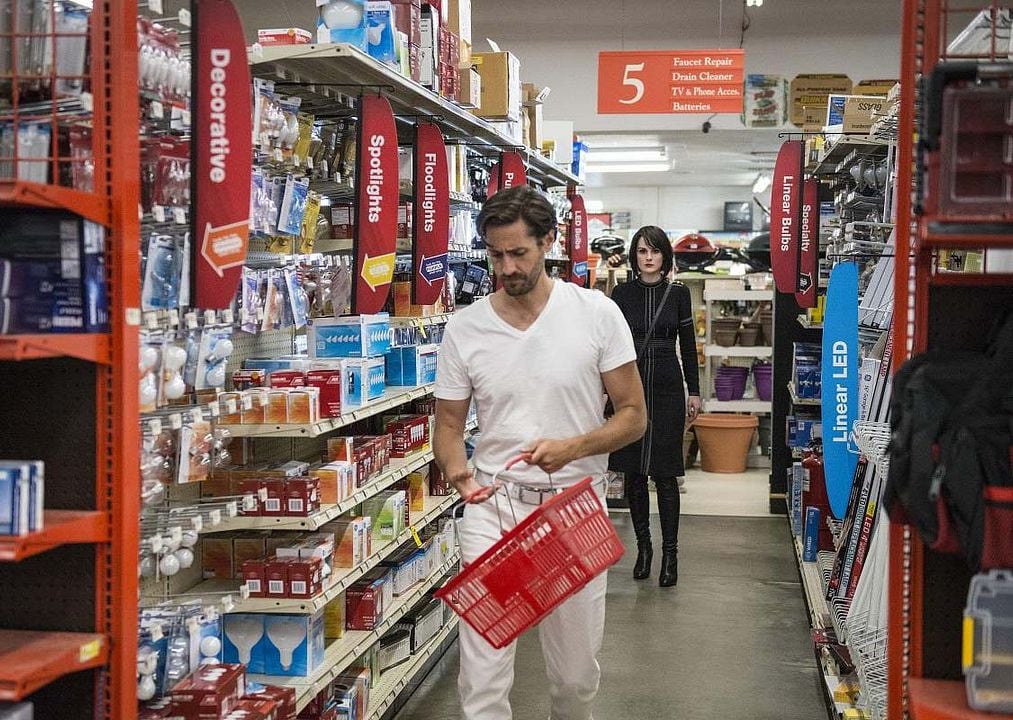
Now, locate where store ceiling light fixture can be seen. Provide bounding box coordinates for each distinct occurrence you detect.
[586,146,668,163]
[746,0,764,6]
[586,161,672,174]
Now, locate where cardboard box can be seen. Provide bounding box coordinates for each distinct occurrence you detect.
[824,94,888,134]
[287,556,324,599]
[324,593,346,639]
[306,368,344,419]
[471,51,521,119]
[330,204,354,240]
[391,0,422,46]
[458,66,481,108]
[169,663,245,718]
[419,6,439,89]
[241,559,267,598]
[286,387,319,425]
[233,534,269,577]
[346,573,390,630]
[310,461,355,504]
[285,478,321,517]
[447,0,470,44]
[853,79,899,97]
[257,28,312,45]
[262,479,286,517]
[789,73,852,128]
[343,357,387,407]
[202,537,234,579]
[522,82,547,151]
[324,516,369,568]
[385,344,438,387]
[309,314,391,359]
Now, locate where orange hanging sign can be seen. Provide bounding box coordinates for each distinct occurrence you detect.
[598,50,745,114]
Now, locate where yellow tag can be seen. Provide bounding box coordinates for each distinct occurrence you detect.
[79,639,102,663]
[963,616,975,670]
[409,526,423,547]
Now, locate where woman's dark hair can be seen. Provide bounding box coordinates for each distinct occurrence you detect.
[477,186,557,242]
[628,225,674,277]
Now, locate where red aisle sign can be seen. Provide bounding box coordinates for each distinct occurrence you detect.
[487,151,527,196]
[795,178,820,308]
[598,50,745,115]
[770,140,803,294]
[568,194,588,286]
[353,95,399,314]
[412,123,449,305]
[192,0,252,309]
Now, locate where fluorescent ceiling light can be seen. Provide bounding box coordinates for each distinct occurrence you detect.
[586,147,667,163]
[586,162,672,174]
[585,199,605,213]
[752,173,772,194]
[746,0,763,6]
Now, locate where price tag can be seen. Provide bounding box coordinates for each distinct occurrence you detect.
[208,402,220,418]
[273,148,284,163]
[170,525,182,544]
[222,309,234,325]
[242,494,257,511]
[168,309,180,327]
[185,312,199,330]
[150,536,164,553]
[204,310,216,326]
[143,312,158,330]
[242,394,254,411]
[409,526,423,547]
[152,205,166,223]
[226,501,239,517]
[225,399,237,415]
[173,207,187,225]
[148,418,162,436]
[169,413,183,430]
[79,92,94,113]
[258,487,268,502]
[209,509,222,526]
[239,584,251,600]
[221,595,235,613]
[149,624,164,643]
[306,156,314,170]
[191,515,203,532]
[79,639,102,663]
[150,0,163,13]
[150,101,164,120]
[178,8,191,26]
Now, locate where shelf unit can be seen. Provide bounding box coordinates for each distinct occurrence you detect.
[0,2,139,717]
[247,554,461,713]
[889,4,1013,719]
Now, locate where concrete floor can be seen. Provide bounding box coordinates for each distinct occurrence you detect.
[394,494,826,720]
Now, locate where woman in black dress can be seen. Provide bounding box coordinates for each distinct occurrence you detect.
[608,226,701,587]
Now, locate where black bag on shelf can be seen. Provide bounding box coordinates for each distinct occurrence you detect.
[884,313,1013,570]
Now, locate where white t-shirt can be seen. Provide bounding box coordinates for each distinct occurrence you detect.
[435,280,636,488]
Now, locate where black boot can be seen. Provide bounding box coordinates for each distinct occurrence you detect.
[655,476,681,587]
[626,474,652,580]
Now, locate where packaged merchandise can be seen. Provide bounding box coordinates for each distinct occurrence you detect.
[168,663,246,718]
[361,490,407,544]
[385,344,438,386]
[343,357,387,407]
[346,570,391,630]
[366,2,397,66]
[257,28,313,45]
[0,461,42,533]
[316,0,368,48]
[309,314,392,359]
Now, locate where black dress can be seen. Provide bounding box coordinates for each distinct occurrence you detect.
[608,278,700,477]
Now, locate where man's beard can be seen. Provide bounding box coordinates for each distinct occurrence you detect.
[502,268,540,296]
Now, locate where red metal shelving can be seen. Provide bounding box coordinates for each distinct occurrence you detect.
[910,679,1013,720]
[0,511,109,562]
[0,630,109,701]
[0,181,111,227]
[0,334,111,364]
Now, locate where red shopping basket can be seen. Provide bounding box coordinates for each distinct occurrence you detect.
[435,463,624,649]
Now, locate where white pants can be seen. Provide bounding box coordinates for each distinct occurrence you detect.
[456,487,608,720]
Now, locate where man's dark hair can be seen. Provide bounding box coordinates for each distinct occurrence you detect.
[477,186,557,241]
[628,225,674,277]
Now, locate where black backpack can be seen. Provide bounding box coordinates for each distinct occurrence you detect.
[884,314,1013,570]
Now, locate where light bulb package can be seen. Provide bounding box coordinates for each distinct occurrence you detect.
[195,325,235,390]
[316,0,368,49]
[222,612,325,677]
[0,460,43,536]
[141,234,184,311]
[366,1,397,66]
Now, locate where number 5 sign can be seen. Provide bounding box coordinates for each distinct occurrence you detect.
[598,50,745,114]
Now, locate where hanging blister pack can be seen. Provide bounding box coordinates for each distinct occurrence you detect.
[277,175,310,236]
[195,324,234,389]
[284,266,308,329]
[141,234,183,311]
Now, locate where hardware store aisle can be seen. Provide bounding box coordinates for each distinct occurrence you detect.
[395,512,826,720]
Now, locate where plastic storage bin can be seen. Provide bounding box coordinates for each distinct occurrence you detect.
[964,569,1013,712]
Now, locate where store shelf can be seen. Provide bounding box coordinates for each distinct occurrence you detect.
[0,334,111,364]
[810,136,889,175]
[0,180,111,227]
[365,618,459,720]
[702,289,774,302]
[224,385,435,438]
[918,223,1013,249]
[188,493,459,614]
[0,630,108,701]
[788,384,822,407]
[796,315,824,330]
[792,538,832,631]
[247,553,461,712]
[702,399,771,413]
[249,43,580,188]
[205,449,437,534]
[0,511,108,562]
[389,313,454,328]
[909,678,1013,720]
[703,345,772,358]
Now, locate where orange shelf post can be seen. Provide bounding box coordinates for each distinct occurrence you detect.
[0,334,111,364]
[0,181,111,228]
[0,630,109,701]
[0,511,109,562]
[910,679,1013,720]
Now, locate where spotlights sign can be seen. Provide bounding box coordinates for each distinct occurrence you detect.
[598,50,745,114]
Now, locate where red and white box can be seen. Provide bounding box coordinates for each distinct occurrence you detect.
[307,369,344,419]
[257,28,313,45]
[169,663,246,719]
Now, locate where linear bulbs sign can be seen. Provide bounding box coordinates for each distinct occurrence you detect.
[598,50,745,114]
[770,140,802,293]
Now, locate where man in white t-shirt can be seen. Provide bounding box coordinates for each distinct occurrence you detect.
[434,186,647,720]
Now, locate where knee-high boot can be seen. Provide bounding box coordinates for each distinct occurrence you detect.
[626,474,652,580]
[655,476,681,587]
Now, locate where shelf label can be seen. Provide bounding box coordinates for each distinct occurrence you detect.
[150,0,164,13]
[353,94,399,314]
[409,526,423,547]
[821,261,860,519]
[192,0,253,310]
[152,205,167,223]
[567,194,588,286]
[487,151,526,198]
[412,123,449,305]
[178,7,191,26]
[597,50,745,114]
[770,140,803,293]
[79,639,102,663]
[795,178,820,308]
[209,509,223,525]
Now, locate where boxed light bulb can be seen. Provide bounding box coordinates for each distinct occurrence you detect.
[385,344,439,387]
[366,2,397,66]
[317,0,368,49]
[343,358,387,407]
[168,662,246,718]
[309,314,391,359]
[262,612,325,676]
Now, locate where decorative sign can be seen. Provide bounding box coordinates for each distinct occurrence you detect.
[822,261,860,519]
[795,178,819,308]
[568,194,588,286]
[487,151,527,196]
[597,50,745,114]
[789,73,852,127]
[412,123,449,305]
[770,140,803,293]
[192,0,252,309]
[353,95,399,314]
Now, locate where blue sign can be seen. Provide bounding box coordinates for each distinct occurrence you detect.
[821,261,860,519]
[573,261,589,280]
[419,253,448,286]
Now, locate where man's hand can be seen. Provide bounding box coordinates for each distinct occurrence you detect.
[687,394,702,422]
[449,468,499,504]
[522,438,579,475]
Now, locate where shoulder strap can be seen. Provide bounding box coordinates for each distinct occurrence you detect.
[638,282,675,360]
